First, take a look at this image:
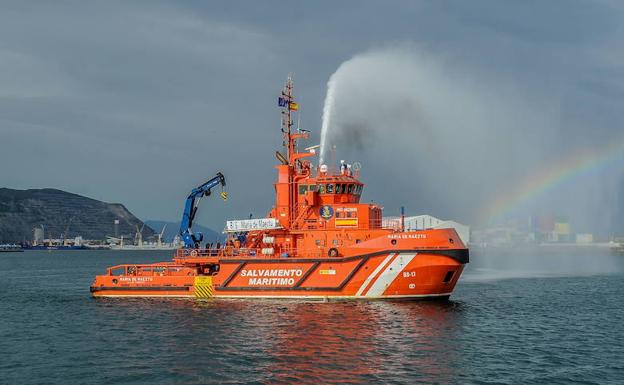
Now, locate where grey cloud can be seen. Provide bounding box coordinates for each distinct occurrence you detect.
[0,0,623,233]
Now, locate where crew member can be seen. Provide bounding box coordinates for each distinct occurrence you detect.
[340,160,347,175]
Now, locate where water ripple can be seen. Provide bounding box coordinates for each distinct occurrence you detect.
[0,251,623,384]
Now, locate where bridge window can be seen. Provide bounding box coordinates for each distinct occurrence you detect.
[318,184,325,194]
[309,185,317,192]
[298,185,308,194]
[347,184,354,194]
[326,184,334,193]
[335,184,342,194]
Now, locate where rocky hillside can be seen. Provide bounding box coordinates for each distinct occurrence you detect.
[0,188,153,243]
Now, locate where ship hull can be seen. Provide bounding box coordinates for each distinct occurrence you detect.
[91,249,467,299]
[26,245,86,250]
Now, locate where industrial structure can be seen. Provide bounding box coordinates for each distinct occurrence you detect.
[383,215,470,245]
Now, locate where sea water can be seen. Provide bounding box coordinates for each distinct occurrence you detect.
[1,250,623,384]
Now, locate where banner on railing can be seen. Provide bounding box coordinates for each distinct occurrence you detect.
[225,218,281,232]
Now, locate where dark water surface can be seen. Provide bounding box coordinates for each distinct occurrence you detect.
[1,250,623,384]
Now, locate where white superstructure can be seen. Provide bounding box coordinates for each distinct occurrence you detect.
[225,218,281,233]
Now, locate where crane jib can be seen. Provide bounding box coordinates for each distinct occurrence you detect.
[178,173,227,249]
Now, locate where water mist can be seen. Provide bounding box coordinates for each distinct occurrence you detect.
[316,46,624,279]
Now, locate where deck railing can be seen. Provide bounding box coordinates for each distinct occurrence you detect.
[173,220,416,261]
[106,263,189,276]
[175,246,325,260]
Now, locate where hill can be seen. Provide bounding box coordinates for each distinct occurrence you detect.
[0,188,154,243]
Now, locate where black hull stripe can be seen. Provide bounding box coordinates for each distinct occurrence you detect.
[293,261,320,288]
[217,248,469,265]
[221,261,247,287]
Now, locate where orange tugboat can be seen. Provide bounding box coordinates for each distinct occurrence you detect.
[91,77,468,300]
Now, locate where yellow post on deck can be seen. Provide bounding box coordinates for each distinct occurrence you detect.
[194,276,214,298]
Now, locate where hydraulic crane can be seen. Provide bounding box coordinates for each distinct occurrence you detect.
[179,172,227,248]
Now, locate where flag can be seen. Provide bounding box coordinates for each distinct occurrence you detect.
[278,97,288,107]
[289,102,299,111]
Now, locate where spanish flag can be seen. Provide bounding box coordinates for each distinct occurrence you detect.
[289,102,299,111]
[335,218,358,227]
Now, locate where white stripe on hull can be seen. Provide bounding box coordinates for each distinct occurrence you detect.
[94,293,452,300]
[365,253,417,297]
[215,293,451,300]
[355,253,396,296]
[95,293,452,301]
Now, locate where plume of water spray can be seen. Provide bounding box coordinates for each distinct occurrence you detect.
[314,46,624,279]
[315,46,621,232]
[319,75,337,165]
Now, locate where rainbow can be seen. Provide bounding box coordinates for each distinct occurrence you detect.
[480,139,624,224]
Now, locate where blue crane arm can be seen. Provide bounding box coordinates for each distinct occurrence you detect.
[179,172,226,248]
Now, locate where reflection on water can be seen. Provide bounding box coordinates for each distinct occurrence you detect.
[90,298,465,383]
[258,300,460,383]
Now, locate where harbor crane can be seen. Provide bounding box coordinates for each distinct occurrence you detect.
[156,224,166,248]
[134,224,145,247]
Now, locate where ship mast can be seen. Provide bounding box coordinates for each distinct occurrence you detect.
[277,76,312,229]
[280,75,296,164]
[279,76,296,228]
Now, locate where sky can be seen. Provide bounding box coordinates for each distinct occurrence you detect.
[1,0,623,233]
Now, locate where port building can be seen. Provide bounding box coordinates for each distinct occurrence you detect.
[383,215,470,245]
